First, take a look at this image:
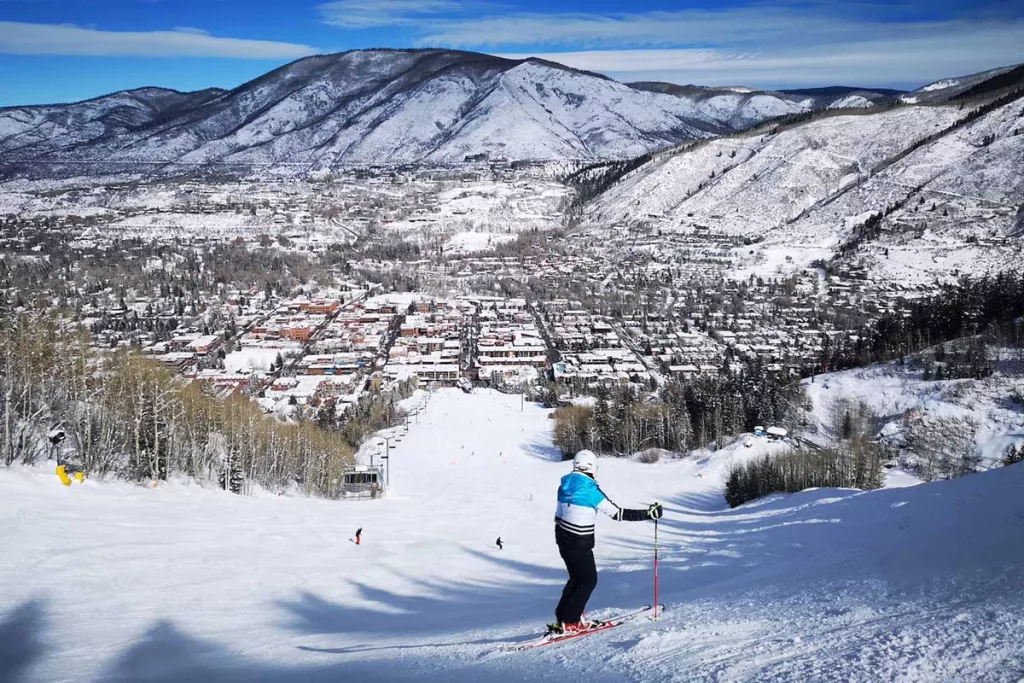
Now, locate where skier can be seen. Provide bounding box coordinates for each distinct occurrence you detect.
[355,527,362,545]
[496,536,503,550]
[551,450,662,635]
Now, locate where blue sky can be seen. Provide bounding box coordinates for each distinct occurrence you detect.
[1,0,1022,106]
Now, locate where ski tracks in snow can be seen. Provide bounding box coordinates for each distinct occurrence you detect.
[590,578,1024,682]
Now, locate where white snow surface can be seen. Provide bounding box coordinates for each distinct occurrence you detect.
[223,348,280,373]
[828,95,876,109]
[2,388,1023,682]
[919,79,962,93]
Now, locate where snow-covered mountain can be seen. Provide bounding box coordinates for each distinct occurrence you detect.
[3,52,1019,185]
[582,65,1024,284]
[901,64,1024,104]
[0,50,807,178]
[779,85,904,109]
[0,86,226,148]
[630,82,901,122]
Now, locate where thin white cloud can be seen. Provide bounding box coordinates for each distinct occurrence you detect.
[318,0,463,28]
[419,7,1014,50]
[315,0,1023,86]
[172,27,212,36]
[499,23,1024,88]
[0,21,319,59]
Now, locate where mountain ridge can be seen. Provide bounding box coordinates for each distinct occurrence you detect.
[0,49,902,178]
[2,51,1021,179]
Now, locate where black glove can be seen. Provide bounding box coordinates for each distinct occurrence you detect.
[647,503,664,520]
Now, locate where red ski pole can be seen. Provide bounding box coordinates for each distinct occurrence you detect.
[653,516,660,621]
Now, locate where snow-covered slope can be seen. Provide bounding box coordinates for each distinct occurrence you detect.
[803,358,1024,474]
[586,105,961,231]
[630,82,898,121]
[626,82,810,129]
[780,85,903,108]
[0,50,811,178]
[5,55,1018,180]
[903,64,1023,104]
[583,80,1024,282]
[0,88,224,157]
[2,388,1022,682]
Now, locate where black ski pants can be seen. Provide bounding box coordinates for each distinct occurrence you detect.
[555,544,597,623]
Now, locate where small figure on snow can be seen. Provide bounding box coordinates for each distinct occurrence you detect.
[496,537,503,550]
[551,450,662,635]
[355,527,362,545]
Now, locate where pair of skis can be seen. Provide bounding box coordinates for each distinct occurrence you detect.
[503,604,664,652]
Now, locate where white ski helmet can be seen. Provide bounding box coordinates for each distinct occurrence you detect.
[573,450,598,475]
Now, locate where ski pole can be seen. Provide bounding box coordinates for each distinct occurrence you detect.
[654,516,660,621]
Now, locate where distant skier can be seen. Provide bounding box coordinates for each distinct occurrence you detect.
[496,537,503,550]
[355,528,362,545]
[551,450,662,635]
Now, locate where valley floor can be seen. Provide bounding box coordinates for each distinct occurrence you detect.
[2,388,1023,682]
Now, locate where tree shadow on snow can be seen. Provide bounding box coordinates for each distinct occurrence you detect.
[275,546,567,638]
[522,441,564,463]
[603,468,1024,606]
[667,489,730,515]
[602,487,863,592]
[0,544,598,683]
[97,618,541,683]
[0,599,46,683]
[90,546,612,683]
[22,468,1024,683]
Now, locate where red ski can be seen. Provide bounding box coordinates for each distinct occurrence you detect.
[503,604,663,652]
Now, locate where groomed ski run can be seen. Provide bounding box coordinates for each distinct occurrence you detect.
[2,387,1023,682]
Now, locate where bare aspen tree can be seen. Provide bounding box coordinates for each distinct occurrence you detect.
[0,311,355,496]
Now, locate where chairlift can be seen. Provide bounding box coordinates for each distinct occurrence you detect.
[340,465,386,499]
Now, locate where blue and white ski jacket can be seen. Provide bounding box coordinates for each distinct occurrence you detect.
[554,472,646,549]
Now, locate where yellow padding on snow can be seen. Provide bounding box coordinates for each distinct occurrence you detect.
[56,465,71,487]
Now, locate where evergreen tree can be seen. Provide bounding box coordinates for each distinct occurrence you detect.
[591,386,617,454]
[317,400,337,430]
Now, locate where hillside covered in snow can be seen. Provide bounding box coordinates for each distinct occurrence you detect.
[2,388,1023,682]
[582,66,1024,284]
[801,353,1024,479]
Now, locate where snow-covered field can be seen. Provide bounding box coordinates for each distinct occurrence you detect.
[223,348,281,373]
[2,388,1023,682]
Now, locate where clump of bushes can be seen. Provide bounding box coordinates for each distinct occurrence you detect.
[1005,443,1024,466]
[724,442,883,508]
[635,448,663,464]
